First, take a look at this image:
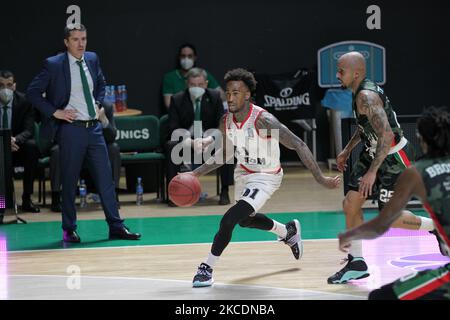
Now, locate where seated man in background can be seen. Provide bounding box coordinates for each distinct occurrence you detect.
[48,101,120,212]
[162,43,225,110]
[0,70,40,213]
[166,67,233,206]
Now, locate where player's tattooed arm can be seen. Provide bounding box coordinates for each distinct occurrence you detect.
[256,111,327,184]
[337,128,361,173]
[192,114,231,177]
[357,90,394,174]
[344,129,362,154]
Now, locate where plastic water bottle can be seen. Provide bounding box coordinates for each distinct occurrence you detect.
[121,85,128,110]
[136,177,144,205]
[115,85,124,112]
[199,192,208,202]
[110,85,117,112]
[104,86,110,104]
[79,180,87,208]
[104,86,111,104]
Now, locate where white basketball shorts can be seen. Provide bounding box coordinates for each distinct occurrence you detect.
[234,169,283,213]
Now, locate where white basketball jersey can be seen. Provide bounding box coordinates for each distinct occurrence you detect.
[224,104,281,175]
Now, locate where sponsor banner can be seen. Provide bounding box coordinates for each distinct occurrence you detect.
[254,69,317,121]
[116,128,150,141]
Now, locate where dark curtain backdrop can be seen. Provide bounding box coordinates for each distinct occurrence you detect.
[3,0,449,160]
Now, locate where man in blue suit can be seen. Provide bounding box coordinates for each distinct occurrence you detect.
[27,24,141,243]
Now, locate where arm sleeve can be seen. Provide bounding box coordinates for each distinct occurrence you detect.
[95,53,106,103]
[26,59,57,119]
[102,103,117,144]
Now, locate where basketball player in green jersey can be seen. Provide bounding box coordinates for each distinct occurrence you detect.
[339,106,450,299]
[328,51,435,284]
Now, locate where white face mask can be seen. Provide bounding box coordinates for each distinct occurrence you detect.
[189,87,205,100]
[0,88,13,104]
[180,58,194,70]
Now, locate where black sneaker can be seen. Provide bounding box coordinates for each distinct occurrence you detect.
[327,254,370,284]
[429,229,449,256]
[279,219,303,260]
[192,263,214,287]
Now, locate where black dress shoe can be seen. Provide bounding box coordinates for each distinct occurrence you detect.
[218,191,231,205]
[22,200,41,213]
[109,226,141,240]
[63,230,81,243]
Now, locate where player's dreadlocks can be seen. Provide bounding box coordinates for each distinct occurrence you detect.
[417,106,450,158]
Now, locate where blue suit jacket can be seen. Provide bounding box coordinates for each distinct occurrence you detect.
[27,51,106,144]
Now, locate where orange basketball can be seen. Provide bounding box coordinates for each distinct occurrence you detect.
[168,174,201,207]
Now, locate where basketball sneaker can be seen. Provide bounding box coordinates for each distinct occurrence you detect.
[429,229,449,256]
[192,263,214,287]
[279,219,303,260]
[327,254,370,284]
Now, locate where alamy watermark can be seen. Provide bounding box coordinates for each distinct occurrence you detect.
[66,5,81,29]
[366,5,381,30]
[66,265,81,290]
[170,123,280,167]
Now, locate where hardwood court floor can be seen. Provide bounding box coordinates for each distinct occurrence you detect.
[2,233,447,300]
[1,166,448,300]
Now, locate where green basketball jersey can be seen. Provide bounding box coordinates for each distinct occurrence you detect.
[415,155,450,255]
[352,78,403,158]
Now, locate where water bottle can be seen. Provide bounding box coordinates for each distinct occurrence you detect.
[110,85,117,112]
[136,177,144,205]
[121,85,128,110]
[104,86,110,104]
[115,85,124,112]
[79,179,87,208]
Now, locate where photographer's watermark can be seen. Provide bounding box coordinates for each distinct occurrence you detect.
[366,5,381,30]
[66,265,81,290]
[170,123,280,167]
[66,5,81,29]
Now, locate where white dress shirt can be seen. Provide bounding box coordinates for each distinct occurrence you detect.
[65,52,97,120]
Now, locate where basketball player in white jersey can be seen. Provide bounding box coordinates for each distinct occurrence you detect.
[185,68,341,287]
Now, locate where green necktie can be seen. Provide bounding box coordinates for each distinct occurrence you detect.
[76,60,96,118]
[194,99,201,121]
[193,99,203,138]
[2,106,8,129]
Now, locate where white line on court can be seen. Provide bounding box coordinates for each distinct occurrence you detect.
[4,235,431,254]
[7,274,364,299]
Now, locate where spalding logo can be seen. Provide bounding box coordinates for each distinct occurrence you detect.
[280,87,293,98]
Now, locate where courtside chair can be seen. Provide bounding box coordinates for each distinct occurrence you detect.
[115,115,165,201]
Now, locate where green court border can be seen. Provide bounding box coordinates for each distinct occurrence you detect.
[0,210,429,252]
